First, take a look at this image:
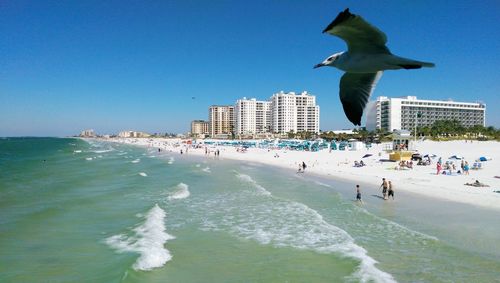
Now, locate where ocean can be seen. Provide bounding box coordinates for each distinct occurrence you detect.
[1,137,499,282]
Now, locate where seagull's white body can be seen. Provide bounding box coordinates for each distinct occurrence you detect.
[333,52,430,73]
[315,8,435,126]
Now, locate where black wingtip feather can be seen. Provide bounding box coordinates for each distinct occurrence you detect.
[322,8,354,33]
[341,100,362,126]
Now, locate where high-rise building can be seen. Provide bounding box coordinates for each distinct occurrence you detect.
[209,105,234,138]
[235,98,271,135]
[271,91,320,134]
[79,129,95,137]
[190,120,209,138]
[365,96,486,132]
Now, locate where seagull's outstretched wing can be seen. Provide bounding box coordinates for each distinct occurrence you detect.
[323,8,390,54]
[339,71,383,126]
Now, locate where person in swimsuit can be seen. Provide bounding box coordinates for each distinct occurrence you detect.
[380,178,388,200]
[388,181,394,200]
[356,185,362,203]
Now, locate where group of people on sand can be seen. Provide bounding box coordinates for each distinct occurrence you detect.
[353,160,365,167]
[436,158,469,175]
[355,177,395,203]
[397,160,413,170]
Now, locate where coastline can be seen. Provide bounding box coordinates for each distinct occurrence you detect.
[99,138,500,211]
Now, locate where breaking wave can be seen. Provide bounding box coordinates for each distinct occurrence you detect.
[105,204,174,271]
[168,183,190,200]
[235,173,271,196]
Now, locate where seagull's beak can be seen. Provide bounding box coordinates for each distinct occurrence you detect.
[313,63,325,69]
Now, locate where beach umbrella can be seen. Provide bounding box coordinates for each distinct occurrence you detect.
[479,156,488,161]
[362,154,373,158]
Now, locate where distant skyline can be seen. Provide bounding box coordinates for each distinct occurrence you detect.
[1,0,499,136]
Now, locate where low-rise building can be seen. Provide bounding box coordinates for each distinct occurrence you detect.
[366,96,486,132]
[118,131,151,138]
[191,120,209,138]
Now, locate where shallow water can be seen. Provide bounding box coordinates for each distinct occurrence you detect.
[0,138,499,282]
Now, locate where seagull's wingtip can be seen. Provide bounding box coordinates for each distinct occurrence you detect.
[322,8,355,33]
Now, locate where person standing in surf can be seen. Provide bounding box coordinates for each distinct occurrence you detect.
[356,185,362,203]
[380,178,388,200]
[388,181,394,200]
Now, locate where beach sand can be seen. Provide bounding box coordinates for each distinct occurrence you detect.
[108,138,500,211]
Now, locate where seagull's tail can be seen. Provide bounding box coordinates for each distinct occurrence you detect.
[391,56,435,69]
[417,61,435,68]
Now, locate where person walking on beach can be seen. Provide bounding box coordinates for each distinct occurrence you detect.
[436,162,442,175]
[464,161,470,175]
[380,178,388,200]
[388,181,394,200]
[302,162,307,172]
[356,185,362,203]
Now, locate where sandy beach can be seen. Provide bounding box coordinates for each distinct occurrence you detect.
[107,138,500,211]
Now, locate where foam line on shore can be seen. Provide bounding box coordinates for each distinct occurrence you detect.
[192,191,395,282]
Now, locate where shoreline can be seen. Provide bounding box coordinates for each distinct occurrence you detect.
[98,137,500,211]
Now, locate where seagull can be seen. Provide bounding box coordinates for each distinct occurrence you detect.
[314,8,435,126]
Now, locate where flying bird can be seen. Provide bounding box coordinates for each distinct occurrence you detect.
[314,8,435,126]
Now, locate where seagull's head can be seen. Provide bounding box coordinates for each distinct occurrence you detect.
[314,52,344,69]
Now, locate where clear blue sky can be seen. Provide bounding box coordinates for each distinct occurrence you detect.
[1,0,499,136]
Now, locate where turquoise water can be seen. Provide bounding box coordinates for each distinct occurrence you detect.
[1,137,499,282]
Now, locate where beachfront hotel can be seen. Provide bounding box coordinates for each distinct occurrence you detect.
[366,96,486,132]
[271,91,320,134]
[209,105,235,138]
[207,91,319,138]
[234,98,271,136]
[190,120,209,138]
[118,131,151,138]
[79,129,95,138]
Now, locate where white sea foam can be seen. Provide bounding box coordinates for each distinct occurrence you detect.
[202,167,211,173]
[85,157,93,161]
[74,150,82,153]
[92,149,114,153]
[168,183,190,200]
[193,192,395,282]
[131,159,140,163]
[105,204,174,271]
[139,172,148,177]
[195,164,201,168]
[356,206,438,242]
[235,173,271,196]
[167,157,175,164]
[314,180,332,188]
